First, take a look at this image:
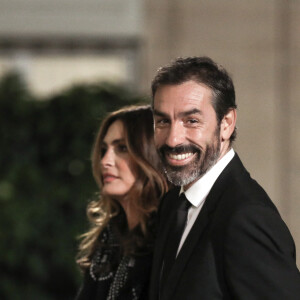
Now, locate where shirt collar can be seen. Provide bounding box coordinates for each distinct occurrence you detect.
[180,148,235,207]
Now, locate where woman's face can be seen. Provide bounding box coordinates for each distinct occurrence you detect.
[100,120,137,199]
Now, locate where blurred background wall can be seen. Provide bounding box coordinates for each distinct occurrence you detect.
[0,0,299,298]
[142,0,300,269]
[142,0,300,265]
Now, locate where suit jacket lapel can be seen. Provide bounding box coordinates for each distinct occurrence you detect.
[160,154,246,300]
[150,188,182,300]
[160,191,217,300]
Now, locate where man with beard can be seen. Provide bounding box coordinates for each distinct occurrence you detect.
[149,56,300,300]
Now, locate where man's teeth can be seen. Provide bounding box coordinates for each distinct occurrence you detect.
[169,152,193,160]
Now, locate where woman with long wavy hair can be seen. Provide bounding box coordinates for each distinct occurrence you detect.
[75,105,168,300]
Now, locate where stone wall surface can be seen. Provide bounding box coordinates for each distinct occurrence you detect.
[142,0,300,267]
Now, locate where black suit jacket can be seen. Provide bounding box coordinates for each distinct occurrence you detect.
[149,154,300,300]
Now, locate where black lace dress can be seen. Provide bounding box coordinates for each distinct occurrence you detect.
[75,209,155,300]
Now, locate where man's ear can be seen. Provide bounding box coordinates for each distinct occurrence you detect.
[220,109,237,142]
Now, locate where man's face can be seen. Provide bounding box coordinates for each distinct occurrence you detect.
[153,80,222,189]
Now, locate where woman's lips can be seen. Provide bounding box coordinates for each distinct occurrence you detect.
[103,174,118,183]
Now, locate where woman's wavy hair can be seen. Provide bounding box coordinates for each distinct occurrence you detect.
[77,105,168,270]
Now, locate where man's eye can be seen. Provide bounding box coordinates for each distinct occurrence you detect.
[156,119,170,126]
[187,119,199,124]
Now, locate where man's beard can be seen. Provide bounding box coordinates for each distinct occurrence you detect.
[158,127,221,187]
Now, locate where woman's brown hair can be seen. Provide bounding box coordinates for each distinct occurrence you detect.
[77,105,168,270]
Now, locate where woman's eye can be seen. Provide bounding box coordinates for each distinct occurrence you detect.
[100,147,107,157]
[118,144,128,152]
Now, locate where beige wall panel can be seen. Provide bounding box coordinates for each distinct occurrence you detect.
[289,1,300,266]
[143,0,300,266]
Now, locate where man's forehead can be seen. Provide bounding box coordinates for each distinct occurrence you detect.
[154,81,211,101]
[153,83,213,113]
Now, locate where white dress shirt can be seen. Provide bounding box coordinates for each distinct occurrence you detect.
[176,148,235,256]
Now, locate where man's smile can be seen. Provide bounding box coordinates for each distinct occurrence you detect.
[166,151,197,166]
[168,152,194,160]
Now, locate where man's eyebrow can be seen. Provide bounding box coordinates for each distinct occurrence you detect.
[153,108,202,118]
[153,109,168,117]
[179,108,202,117]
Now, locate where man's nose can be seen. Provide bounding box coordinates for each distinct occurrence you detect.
[165,122,185,148]
[101,148,115,168]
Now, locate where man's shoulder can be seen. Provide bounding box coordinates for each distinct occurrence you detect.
[210,168,289,245]
[214,159,280,222]
[207,153,279,219]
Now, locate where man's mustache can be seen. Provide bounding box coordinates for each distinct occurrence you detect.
[159,144,201,155]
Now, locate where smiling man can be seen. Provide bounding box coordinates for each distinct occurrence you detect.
[149,57,300,300]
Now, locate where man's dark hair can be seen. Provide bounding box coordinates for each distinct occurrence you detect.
[151,56,237,142]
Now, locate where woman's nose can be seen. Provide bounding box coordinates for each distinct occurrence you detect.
[101,148,115,168]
